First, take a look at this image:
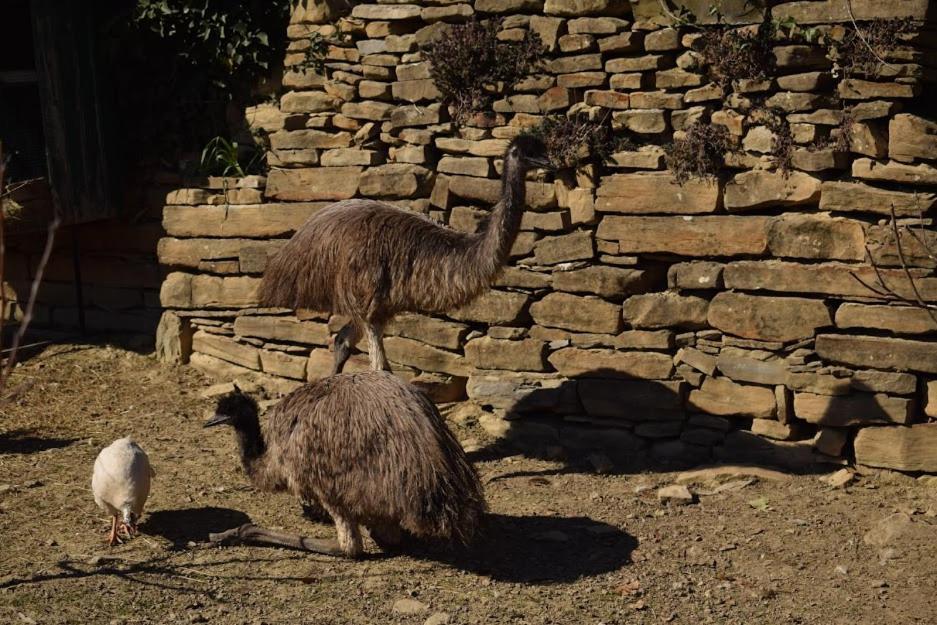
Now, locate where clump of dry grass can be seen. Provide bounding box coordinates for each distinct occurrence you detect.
[528,115,630,170]
[698,22,775,90]
[664,121,734,183]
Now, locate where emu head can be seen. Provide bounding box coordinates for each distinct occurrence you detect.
[204,384,260,430]
[506,134,553,172]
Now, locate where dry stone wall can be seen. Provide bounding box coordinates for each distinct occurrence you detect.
[158,0,937,472]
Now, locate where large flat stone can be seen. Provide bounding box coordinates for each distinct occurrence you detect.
[723,260,937,301]
[889,114,937,163]
[385,313,468,350]
[835,303,937,334]
[384,336,470,376]
[578,379,685,420]
[552,266,658,299]
[445,175,557,209]
[622,292,709,329]
[533,231,594,264]
[794,392,913,426]
[530,292,622,334]
[266,167,361,201]
[707,292,832,342]
[163,204,327,238]
[816,334,937,374]
[773,0,929,23]
[598,216,770,256]
[192,332,260,370]
[854,424,937,472]
[596,173,720,214]
[852,158,937,186]
[548,348,674,379]
[449,290,529,324]
[724,171,821,212]
[688,377,777,419]
[766,214,866,261]
[161,273,260,309]
[466,372,579,413]
[716,353,787,385]
[234,315,329,345]
[465,337,547,372]
[818,181,936,216]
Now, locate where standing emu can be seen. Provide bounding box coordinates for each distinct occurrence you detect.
[258,135,552,373]
[203,374,485,558]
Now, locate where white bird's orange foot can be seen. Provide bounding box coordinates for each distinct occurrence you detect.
[107,516,123,546]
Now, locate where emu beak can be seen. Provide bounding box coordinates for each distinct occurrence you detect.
[203,413,232,428]
[530,157,555,172]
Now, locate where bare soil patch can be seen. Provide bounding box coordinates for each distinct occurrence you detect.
[1,344,936,624]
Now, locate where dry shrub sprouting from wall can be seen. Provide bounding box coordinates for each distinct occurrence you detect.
[831,18,916,77]
[665,121,734,184]
[530,115,630,170]
[754,108,795,176]
[699,21,775,89]
[425,19,544,124]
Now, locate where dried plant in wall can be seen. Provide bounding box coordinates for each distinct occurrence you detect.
[831,17,916,77]
[698,21,775,90]
[758,108,795,176]
[529,115,628,170]
[664,121,734,184]
[425,19,545,124]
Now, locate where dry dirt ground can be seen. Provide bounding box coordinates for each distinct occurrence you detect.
[2,343,937,625]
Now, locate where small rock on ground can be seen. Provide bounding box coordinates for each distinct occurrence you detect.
[424,613,450,625]
[393,599,429,615]
[657,484,695,505]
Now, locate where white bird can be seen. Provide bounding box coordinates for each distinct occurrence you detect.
[91,437,155,545]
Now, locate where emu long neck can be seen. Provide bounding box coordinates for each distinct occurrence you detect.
[232,417,269,485]
[474,157,527,275]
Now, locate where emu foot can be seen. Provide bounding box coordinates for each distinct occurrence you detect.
[208,522,349,558]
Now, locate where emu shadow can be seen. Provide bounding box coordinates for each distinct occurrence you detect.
[0,428,75,454]
[467,367,835,476]
[140,507,251,546]
[410,512,637,584]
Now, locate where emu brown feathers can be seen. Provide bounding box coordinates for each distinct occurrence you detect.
[205,373,486,557]
[258,135,551,373]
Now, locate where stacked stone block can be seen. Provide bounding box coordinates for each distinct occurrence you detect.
[158,0,937,472]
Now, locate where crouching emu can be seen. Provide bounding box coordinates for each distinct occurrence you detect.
[258,135,552,374]
[203,374,486,557]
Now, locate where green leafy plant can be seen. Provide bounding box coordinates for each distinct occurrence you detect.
[425,19,545,123]
[100,0,292,169]
[665,121,734,184]
[299,31,330,76]
[772,16,821,43]
[197,137,264,177]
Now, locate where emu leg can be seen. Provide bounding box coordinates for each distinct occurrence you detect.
[208,523,347,557]
[330,322,360,374]
[333,515,363,558]
[368,523,403,551]
[364,322,391,372]
[107,515,122,546]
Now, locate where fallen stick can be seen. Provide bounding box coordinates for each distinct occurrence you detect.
[208,522,345,557]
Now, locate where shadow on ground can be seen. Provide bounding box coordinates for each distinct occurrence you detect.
[408,512,637,584]
[141,506,252,545]
[0,428,76,454]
